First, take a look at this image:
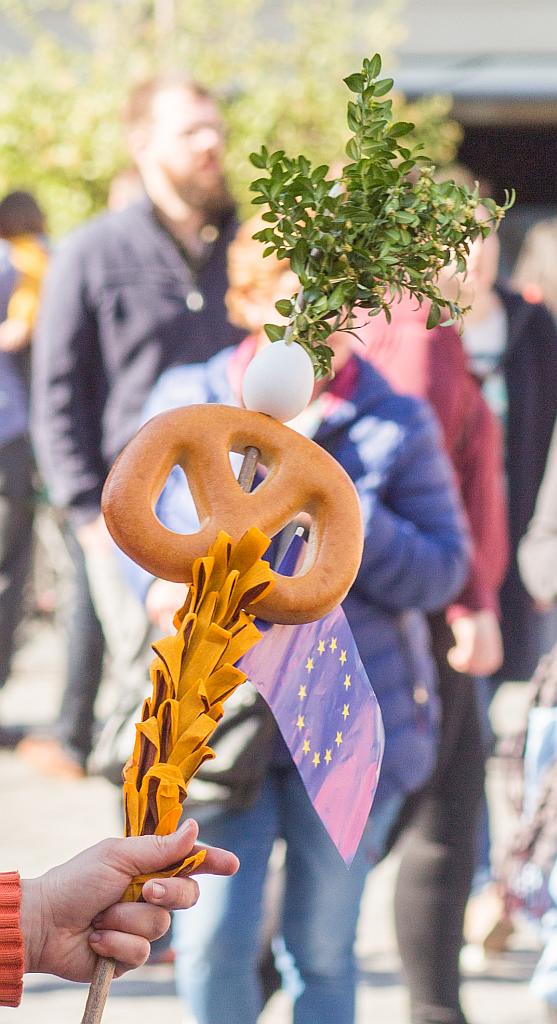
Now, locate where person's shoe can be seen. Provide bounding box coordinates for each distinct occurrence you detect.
[0,724,28,749]
[16,736,86,779]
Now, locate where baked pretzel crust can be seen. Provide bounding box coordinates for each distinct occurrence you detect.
[102,405,363,624]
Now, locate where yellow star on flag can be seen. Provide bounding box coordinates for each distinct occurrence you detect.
[339,649,347,665]
[342,704,350,720]
[329,637,338,652]
[317,640,326,655]
[298,684,307,700]
[305,657,314,673]
[335,731,343,747]
[296,715,305,730]
[312,752,321,766]
[303,739,311,754]
[343,674,351,690]
[325,749,332,764]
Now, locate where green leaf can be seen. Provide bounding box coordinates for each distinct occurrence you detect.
[368,53,382,79]
[373,78,394,97]
[344,73,365,93]
[264,323,286,342]
[389,121,415,138]
[275,299,293,317]
[249,151,267,169]
[328,283,348,309]
[426,302,442,329]
[291,239,309,276]
[347,107,360,133]
[311,295,329,316]
[395,210,417,224]
[345,137,360,161]
[311,164,329,182]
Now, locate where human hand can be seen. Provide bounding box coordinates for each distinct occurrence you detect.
[21,819,239,981]
[146,578,189,632]
[0,317,30,351]
[447,609,504,676]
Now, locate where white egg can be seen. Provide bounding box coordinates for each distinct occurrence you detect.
[242,341,315,421]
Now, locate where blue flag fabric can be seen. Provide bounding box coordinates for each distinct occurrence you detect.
[240,536,384,864]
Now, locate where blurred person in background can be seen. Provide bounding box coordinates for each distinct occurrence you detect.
[107,165,144,213]
[0,191,48,357]
[453,198,557,682]
[0,191,48,747]
[18,163,144,780]
[22,76,243,778]
[512,217,557,323]
[359,292,508,1024]
[129,218,470,1024]
[498,415,557,1024]
[436,183,557,960]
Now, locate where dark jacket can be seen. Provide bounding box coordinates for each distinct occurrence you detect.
[495,285,557,678]
[31,195,243,526]
[138,346,471,805]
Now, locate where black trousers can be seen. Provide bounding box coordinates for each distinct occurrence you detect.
[393,613,486,1024]
[0,437,34,687]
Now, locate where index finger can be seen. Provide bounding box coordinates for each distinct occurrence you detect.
[185,843,240,877]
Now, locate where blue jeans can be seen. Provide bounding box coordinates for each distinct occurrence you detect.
[173,765,402,1024]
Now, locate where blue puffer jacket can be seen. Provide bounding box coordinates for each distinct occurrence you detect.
[136,347,470,803]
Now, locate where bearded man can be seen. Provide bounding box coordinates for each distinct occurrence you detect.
[25,78,242,775]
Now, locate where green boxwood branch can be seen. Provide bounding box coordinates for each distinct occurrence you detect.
[249,53,514,379]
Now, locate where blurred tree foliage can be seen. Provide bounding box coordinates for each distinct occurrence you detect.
[0,0,462,236]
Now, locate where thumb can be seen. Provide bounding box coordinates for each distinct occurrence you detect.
[107,819,199,878]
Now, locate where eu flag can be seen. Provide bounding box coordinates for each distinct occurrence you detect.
[240,533,384,865]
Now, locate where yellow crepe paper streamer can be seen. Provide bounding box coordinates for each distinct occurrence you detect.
[121,527,274,901]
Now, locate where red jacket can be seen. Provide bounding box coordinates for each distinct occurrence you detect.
[356,297,509,621]
[0,872,23,1007]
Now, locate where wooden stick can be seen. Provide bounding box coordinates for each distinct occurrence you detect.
[80,444,261,1023]
[80,956,116,1024]
[237,444,260,492]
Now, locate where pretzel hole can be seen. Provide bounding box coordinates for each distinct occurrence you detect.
[153,464,201,532]
[271,516,316,580]
[229,449,269,492]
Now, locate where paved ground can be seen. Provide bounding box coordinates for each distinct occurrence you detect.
[0,617,548,1024]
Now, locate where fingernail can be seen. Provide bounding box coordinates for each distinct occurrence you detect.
[151,882,166,899]
[89,931,102,943]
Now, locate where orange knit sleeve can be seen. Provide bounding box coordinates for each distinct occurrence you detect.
[0,872,24,1007]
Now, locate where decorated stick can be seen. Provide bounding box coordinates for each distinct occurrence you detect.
[81,446,265,1024]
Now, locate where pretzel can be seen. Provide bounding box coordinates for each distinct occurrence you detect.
[102,404,364,624]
